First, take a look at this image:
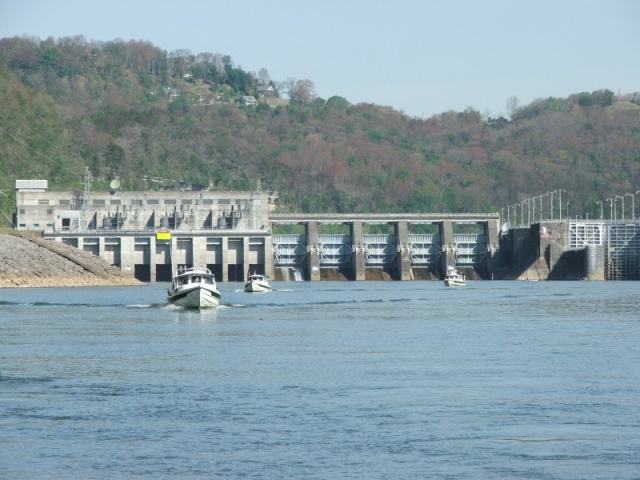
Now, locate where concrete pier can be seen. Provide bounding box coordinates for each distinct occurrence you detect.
[351,221,366,281]
[306,221,321,281]
[395,221,412,280]
[440,220,457,273]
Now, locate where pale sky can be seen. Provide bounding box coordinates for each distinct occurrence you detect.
[1,0,638,118]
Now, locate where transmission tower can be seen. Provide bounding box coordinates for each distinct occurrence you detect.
[246,180,263,230]
[80,166,92,230]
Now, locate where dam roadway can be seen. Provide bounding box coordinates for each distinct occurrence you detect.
[269,212,501,224]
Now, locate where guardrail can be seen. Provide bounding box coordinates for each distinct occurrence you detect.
[270,213,500,224]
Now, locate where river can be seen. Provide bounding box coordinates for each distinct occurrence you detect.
[1,280,639,479]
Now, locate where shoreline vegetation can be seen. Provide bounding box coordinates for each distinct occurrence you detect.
[0,230,145,288]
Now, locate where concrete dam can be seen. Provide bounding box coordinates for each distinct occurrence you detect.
[14,182,640,281]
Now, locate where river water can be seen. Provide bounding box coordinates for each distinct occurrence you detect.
[1,280,639,479]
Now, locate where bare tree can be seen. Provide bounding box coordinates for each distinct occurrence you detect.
[168,49,193,78]
[290,79,317,104]
[281,77,296,100]
[257,68,271,86]
[506,95,520,119]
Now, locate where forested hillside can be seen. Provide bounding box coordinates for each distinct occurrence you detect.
[1,35,639,224]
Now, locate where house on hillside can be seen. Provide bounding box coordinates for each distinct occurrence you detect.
[238,96,258,106]
[257,84,276,98]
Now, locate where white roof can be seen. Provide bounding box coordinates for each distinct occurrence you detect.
[16,179,48,191]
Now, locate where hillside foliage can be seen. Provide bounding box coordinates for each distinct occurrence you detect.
[1,35,640,223]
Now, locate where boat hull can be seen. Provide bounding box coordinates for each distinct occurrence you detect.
[444,279,466,287]
[168,285,221,308]
[244,280,271,293]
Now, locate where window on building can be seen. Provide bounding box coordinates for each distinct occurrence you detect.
[147,199,160,205]
[110,199,121,205]
[93,199,106,205]
[47,209,53,214]
[59,200,71,205]
[164,199,176,205]
[182,199,192,205]
[38,199,50,205]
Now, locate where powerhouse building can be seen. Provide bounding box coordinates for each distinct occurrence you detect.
[14,180,274,282]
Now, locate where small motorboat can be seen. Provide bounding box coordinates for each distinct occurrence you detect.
[244,272,272,293]
[444,265,466,287]
[167,265,221,308]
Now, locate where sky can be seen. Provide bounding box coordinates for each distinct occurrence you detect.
[1,0,638,118]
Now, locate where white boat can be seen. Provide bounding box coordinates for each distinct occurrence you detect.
[244,272,272,293]
[444,265,466,287]
[167,265,221,308]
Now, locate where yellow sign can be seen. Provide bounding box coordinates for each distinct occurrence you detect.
[156,231,171,240]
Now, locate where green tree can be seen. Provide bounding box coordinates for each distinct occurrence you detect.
[578,92,594,107]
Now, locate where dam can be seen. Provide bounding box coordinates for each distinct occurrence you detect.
[13,181,500,281]
[12,180,640,281]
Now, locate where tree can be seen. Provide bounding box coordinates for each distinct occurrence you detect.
[289,79,316,104]
[168,49,192,78]
[592,89,614,107]
[257,68,270,85]
[506,96,519,119]
[578,92,594,107]
[281,78,296,100]
[326,96,350,111]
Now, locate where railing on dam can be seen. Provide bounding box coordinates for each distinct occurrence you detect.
[270,212,501,224]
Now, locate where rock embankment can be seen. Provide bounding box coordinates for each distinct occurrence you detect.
[0,231,145,288]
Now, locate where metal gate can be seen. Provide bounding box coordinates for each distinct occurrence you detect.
[273,234,307,267]
[606,224,640,280]
[453,234,488,265]
[409,234,442,267]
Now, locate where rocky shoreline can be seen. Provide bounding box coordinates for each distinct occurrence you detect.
[0,232,145,288]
